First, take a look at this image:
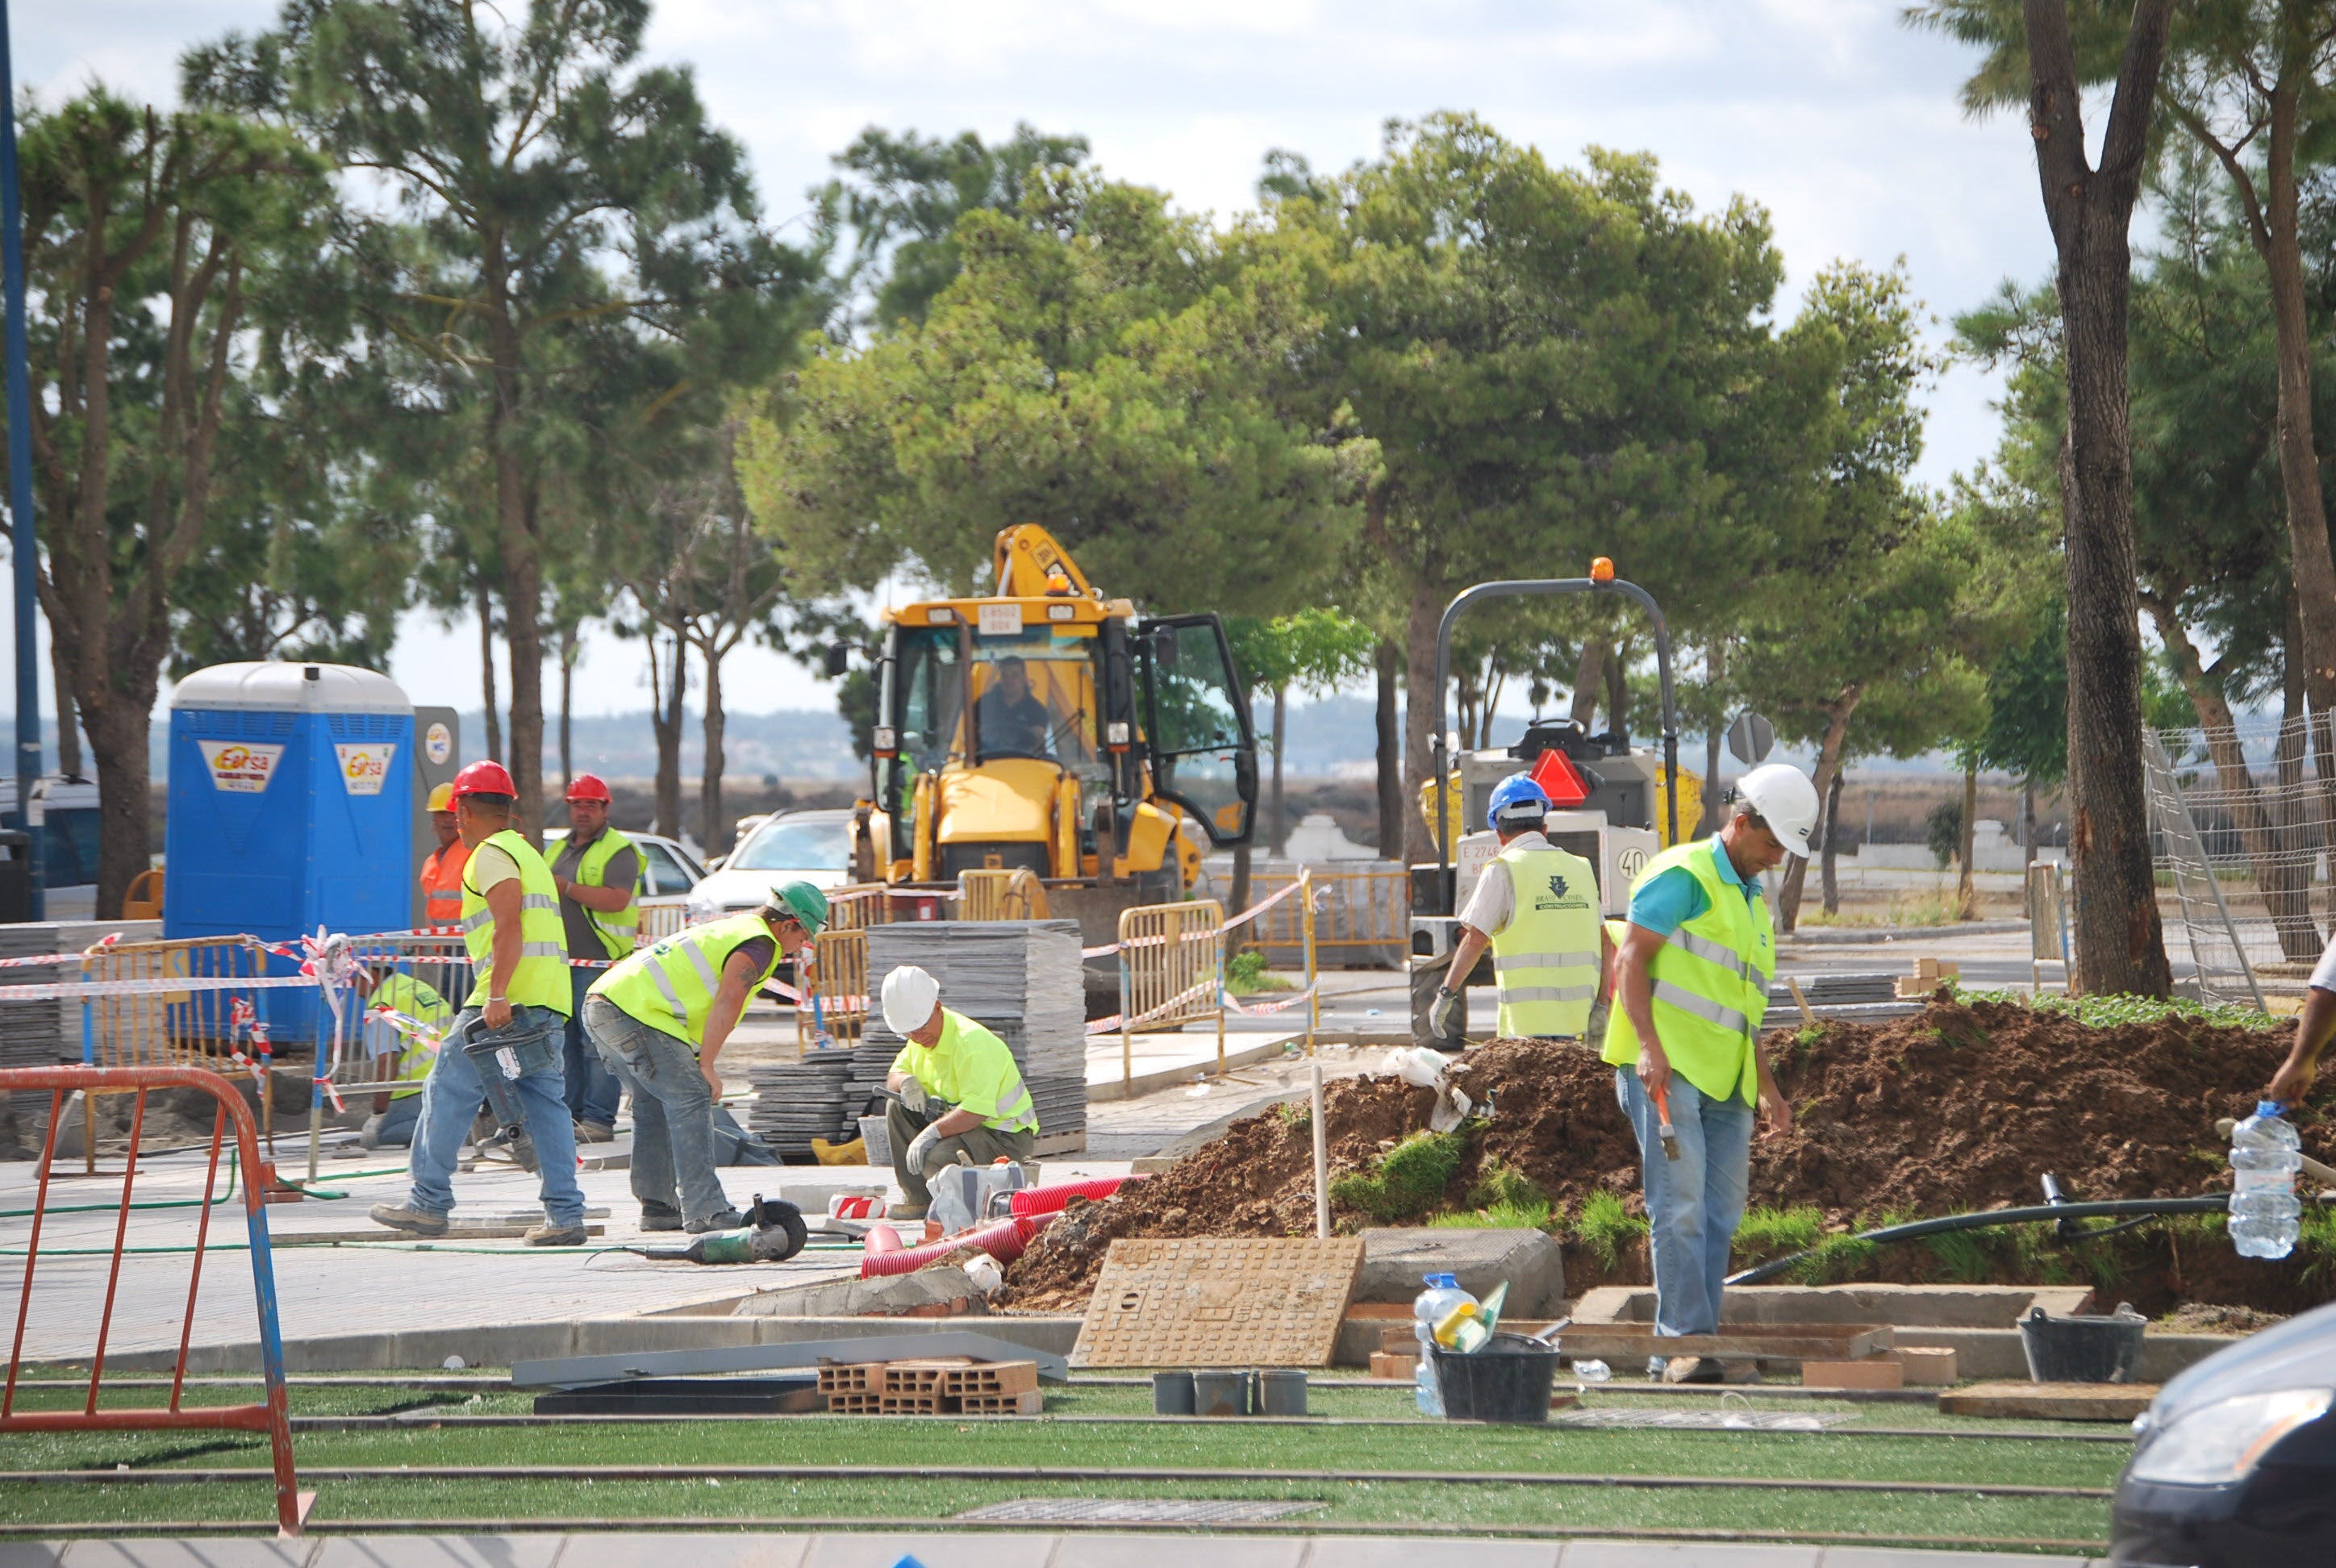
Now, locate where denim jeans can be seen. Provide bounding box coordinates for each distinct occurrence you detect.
[405,1004,584,1226]
[582,994,731,1225]
[1614,1066,1754,1339]
[563,970,623,1128]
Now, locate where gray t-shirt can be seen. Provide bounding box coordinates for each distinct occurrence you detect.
[552,829,640,961]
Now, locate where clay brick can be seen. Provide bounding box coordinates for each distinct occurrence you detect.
[1888,1346,1958,1385]
[1369,1351,1419,1381]
[1801,1357,1904,1391]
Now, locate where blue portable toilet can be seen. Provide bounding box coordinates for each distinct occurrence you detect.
[166,662,415,1047]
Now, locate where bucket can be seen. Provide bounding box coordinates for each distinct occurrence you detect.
[1192,1369,1250,1417]
[1254,1369,1308,1416]
[1433,1335,1560,1424]
[857,1116,891,1167]
[1152,1371,1195,1416]
[2018,1302,2146,1383]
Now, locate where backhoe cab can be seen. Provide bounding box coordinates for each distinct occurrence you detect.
[852,526,1258,938]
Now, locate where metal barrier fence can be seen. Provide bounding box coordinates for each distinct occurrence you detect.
[0,1064,302,1535]
[795,928,870,1050]
[1244,864,1407,965]
[1117,899,1225,1089]
[80,937,275,1073]
[957,867,1049,920]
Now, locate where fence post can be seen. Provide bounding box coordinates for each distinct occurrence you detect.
[1300,866,1317,1055]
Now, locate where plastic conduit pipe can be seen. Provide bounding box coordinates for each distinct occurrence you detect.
[1008,1176,1141,1217]
[859,1214,1045,1279]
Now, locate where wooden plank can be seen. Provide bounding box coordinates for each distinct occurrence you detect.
[1030,1129,1087,1158]
[1551,1322,1894,1362]
[1072,1236,1363,1369]
[1940,1381,2159,1422]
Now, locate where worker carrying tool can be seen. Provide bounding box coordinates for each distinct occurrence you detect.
[369,758,587,1246]
[1601,761,1807,1382]
[584,882,828,1234]
[419,782,469,928]
[1430,773,1613,1048]
[2268,929,2336,1107]
[880,965,1040,1220]
[550,772,639,1142]
[356,963,456,1149]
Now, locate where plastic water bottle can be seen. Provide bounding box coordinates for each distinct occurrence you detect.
[1573,1359,1611,1384]
[1412,1272,1475,1416]
[2230,1101,2303,1260]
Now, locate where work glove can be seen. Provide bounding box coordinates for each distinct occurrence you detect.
[1428,986,1459,1040]
[903,1125,945,1176]
[897,1076,928,1114]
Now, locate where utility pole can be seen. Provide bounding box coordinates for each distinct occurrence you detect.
[0,0,44,918]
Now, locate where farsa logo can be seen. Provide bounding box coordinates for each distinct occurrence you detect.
[335,743,398,796]
[197,740,284,794]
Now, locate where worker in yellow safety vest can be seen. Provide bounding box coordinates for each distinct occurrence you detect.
[1602,763,1811,1381]
[585,882,828,1232]
[879,965,1040,1220]
[357,966,456,1149]
[370,758,585,1246]
[1430,773,1613,1047]
[549,773,640,1141]
[419,783,469,927]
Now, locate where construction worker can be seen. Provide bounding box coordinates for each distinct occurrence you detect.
[1603,762,1810,1382]
[881,965,1039,1220]
[550,773,638,1141]
[369,758,586,1246]
[357,964,456,1149]
[2267,931,2336,1106]
[419,782,468,928]
[584,882,828,1232]
[1429,773,1612,1046]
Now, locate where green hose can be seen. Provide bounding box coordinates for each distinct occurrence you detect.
[0,1156,239,1220]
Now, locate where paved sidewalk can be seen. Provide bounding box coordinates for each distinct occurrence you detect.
[0,1533,2109,1567]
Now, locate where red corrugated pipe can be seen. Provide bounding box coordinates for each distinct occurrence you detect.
[1007,1176,1143,1217]
[858,1214,1045,1279]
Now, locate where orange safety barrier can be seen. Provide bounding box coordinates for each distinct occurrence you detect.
[1116,899,1226,1090]
[0,1065,302,1534]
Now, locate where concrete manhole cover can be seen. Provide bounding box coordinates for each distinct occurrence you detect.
[956,1499,1325,1524]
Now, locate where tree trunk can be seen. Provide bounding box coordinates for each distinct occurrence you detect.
[1958,756,1979,920]
[1402,580,1441,865]
[648,629,686,840]
[1775,698,1857,932]
[1604,639,1629,740]
[1570,640,1604,733]
[557,623,574,794]
[1229,842,1253,953]
[48,634,81,778]
[2025,0,2175,997]
[700,638,726,855]
[2024,780,2038,869]
[1820,767,1846,916]
[1701,641,1725,834]
[475,575,502,765]
[1269,682,1288,857]
[84,702,150,921]
[1374,638,1403,861]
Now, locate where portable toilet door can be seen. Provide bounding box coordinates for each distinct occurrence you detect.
[166,662,415,1048]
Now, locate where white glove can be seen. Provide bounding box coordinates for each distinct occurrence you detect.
[904,1126,944,1175]
[1429,986,1460,1040]
[898,1076,928,1114]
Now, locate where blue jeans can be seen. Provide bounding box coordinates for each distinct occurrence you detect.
[563,970,623,1127]
[1615,1066,1754,1340]
[582,995,731,1225]
[404,1004,585,1227]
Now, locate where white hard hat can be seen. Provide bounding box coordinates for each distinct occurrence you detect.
[881,965,941,1036]
[1733,764,1821,858]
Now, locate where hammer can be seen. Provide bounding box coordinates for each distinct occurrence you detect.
[1651,1079,1681,1161]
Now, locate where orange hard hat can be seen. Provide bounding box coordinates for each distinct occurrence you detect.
[450,758,516,799]
[565,773,612,804]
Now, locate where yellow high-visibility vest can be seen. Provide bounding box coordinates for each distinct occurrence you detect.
[461,829,572,1014]
[1488,841,1601,1038]
[590,912,782,1050]
[1601,837,1773,1106]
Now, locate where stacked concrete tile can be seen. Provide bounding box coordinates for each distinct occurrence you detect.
[742,1053,853,1157]
[861,920,1085,1142]
[0,924,65,1140]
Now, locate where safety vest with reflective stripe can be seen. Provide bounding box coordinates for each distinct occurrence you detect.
[590,912,782,1050]
[420,840,468,926]
[371,973,454,1099]
[1600,836,1773,1107]
[565,827,641,960]
[1489,841,1602,1039]
[461,829,573,1014]
[890,1009,1039,1134]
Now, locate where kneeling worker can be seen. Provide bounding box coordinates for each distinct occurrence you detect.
[585,882,829,1232]
[881,965,1040,1220]
[1430,773,1612,1045]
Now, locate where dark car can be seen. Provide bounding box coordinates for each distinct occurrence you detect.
[2111,1298,2336,1566]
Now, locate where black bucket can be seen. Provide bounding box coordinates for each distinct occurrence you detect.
[1152,1371,1195,1416]
[1433,1334,1560,1424]
[2018,1302,2146,1383]
[1254,1369,1308,1416]
[1191,1369,1250,1416]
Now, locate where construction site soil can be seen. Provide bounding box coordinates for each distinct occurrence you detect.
[1003,995,2332,1313]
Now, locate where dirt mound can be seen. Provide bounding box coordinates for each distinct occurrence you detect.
[1002,998,2323,1311]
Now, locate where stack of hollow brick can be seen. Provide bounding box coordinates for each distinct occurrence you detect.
[816,1357,1041,1416]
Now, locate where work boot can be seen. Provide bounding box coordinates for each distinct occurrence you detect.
[525,1222,587,1246]
[640,1203,685,1232]
[888,1204,928,1222]
[575,1120,616,1144]
[1662,1355,1725,1385]
[359,1114,385,1150]
[684,1207,747,1234]
[369,1203,449,1236]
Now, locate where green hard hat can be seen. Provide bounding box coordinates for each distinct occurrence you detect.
[761,880,830,936]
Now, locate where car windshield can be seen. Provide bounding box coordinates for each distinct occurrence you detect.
[732,816,850,872]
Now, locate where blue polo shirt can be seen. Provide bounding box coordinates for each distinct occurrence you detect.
[1626,836,1765,937]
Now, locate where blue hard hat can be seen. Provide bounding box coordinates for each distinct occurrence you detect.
[1487,772,1551,830]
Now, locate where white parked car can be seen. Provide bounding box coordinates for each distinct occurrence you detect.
[683,808,853,927]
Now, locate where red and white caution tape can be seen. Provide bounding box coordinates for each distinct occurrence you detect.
[1079,878,1310,960]
[1220,982,1320,1017]
[0,973,323,1003]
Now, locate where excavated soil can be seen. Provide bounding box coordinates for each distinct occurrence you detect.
[1003,995,2329,1312]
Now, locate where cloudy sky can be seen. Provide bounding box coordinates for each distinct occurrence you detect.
[20,0,2059,719]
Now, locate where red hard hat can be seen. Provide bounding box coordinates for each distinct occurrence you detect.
[565,773,612,804]
[450,759,516,799]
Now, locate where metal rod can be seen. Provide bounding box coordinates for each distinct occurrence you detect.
[1310,1060,1328,1239]
[0,0,44,920]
